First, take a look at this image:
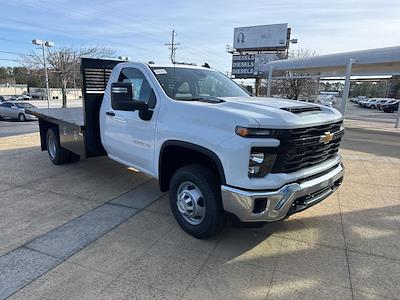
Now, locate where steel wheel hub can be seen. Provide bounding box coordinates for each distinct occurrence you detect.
[48,135,56,159]
[177,181,205,225]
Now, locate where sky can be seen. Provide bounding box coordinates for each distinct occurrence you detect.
[0,0,399,72]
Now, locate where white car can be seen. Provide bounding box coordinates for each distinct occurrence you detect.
[16,95,31,101]
[359,98,374,108]
[0,102,37,121]
[364,98,380,108]
[358,99,368,107]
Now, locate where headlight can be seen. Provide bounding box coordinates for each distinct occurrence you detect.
[235,126,277,138]
[248,148,276,178]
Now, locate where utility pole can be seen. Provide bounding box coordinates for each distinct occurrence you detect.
[165,30,179,63]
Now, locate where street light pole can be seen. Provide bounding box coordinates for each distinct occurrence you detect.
[32,39,54,109]
[42,44,50,109]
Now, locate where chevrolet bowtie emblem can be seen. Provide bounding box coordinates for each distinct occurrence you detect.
[320,132,334,144]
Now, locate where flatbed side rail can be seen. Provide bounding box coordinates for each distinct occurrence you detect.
[26,108,86,157]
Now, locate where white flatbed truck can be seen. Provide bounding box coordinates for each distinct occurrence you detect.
[28,58,344,238]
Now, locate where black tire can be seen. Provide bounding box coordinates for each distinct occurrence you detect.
[46,128,70,165]
[169,164,225,239]
[18,113,26,122]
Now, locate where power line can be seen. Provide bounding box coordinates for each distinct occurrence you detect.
[0,50,26,56]
[0,58,20,62]
[165,30,180,63]
[0,37,32,46]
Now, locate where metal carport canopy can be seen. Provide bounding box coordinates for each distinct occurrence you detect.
[263,46,400,128]
[263,46,400,76]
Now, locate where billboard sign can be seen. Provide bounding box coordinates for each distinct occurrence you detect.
[232,53,283,78]
[233,23,288,50]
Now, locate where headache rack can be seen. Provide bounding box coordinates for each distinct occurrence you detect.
[81,58,120,157]
[27,58,122,159]
[271,121,344,173]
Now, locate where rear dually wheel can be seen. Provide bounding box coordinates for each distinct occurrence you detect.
[46,128,71,165]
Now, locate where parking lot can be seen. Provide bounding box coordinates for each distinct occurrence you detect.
[344,101,399,126]
[0,103,399,299]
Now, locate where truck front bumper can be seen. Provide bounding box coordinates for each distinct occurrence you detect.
[221,163,344,222]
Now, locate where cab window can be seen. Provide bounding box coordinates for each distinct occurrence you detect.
[118,68,155,107]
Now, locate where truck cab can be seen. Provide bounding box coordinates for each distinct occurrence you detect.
[29,58,344,239]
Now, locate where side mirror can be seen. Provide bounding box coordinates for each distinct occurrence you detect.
[111,82,135,111]
[111,82,150,111]
[245,85,253,95]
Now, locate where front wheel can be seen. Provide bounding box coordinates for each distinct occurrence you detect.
[18,113,26,122]
[169,165,225,239]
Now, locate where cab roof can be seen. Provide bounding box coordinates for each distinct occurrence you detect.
[145,62,213,70]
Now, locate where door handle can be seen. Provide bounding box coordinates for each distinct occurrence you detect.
[106,111,115,117]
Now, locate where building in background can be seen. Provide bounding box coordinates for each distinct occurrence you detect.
[0,84,28,97]
[28,87,82,100]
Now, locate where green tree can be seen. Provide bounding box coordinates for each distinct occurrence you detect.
[0,67,14,84]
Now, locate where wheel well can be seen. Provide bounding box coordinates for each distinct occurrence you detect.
[159,142,226,192]
[39,119,58,151]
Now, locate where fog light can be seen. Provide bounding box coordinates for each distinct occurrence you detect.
[253,198,268,213]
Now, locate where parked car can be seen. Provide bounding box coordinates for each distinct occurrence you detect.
[364,98,380,109]
[0,96,6,103]
[379,99,397,110]
[358,99,369,107]
[382,100,399,113]
[0,102,37,121]
[16,95,31,101]
[375,99,390,109]
[27,58,345,239]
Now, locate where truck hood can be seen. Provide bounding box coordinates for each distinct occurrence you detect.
[219,97,343,128]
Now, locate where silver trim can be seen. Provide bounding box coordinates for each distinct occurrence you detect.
[269,155,342,189]
[48,134,56,160]
[112,87,128,93]
[221,164,344,222]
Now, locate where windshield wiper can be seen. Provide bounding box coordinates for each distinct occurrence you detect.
[177,97,224,103]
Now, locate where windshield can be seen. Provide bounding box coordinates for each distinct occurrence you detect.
[14,103,35,109]
[150,67,250,100]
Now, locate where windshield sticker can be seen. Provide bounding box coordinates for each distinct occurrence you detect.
[154,69,167,75]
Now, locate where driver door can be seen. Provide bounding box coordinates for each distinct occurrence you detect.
[105,67,157,174]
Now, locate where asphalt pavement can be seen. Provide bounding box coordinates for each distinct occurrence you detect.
[0,120,38,138]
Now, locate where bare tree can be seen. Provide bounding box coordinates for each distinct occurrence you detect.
[23,46,115,107]
[270,49,317,100]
